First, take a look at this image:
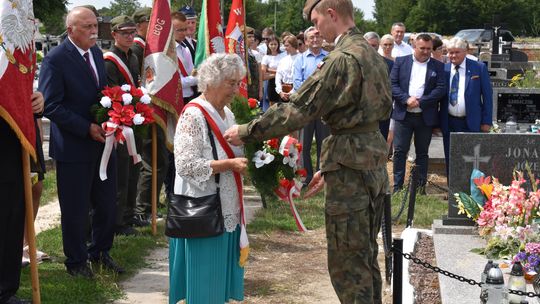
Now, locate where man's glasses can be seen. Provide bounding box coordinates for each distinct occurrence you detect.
[115,30,136,38]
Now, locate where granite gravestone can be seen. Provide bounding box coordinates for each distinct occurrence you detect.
[492,88,540,123]
[443,132,540,225]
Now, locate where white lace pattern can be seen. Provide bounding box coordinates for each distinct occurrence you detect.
[174,102,243,232]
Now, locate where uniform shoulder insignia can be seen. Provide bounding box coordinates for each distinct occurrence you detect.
[317,61,325,69]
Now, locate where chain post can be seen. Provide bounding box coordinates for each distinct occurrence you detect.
[406,165,417,228]
[392,238,403,304]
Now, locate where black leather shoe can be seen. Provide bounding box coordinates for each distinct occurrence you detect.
[128,214,150,227]
[89,253,125,274]
[115,225,140,236]
[5,296,32,304]
[66,264,94,278]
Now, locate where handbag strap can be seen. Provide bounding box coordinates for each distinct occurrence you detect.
[205,119,220,187]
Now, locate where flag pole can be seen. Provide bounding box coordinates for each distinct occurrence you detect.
[242,0,250,85]
[151,124,157,235]
[22,150,41,304]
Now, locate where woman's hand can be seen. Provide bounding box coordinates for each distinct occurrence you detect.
[229,157,248,175]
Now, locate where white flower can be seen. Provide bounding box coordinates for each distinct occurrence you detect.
[252,150,274,168]
[140,94,151,104]
[140,87,148,94]
[282,146,299,168]
[99,96,112,108]
[133,113,145,125]
[122,93,133,105]
[121,84,131,92]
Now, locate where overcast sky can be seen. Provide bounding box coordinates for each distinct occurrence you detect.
[66,0,376,19]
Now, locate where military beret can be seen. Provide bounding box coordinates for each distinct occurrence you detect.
[302,0,323,21]
[132,7,152,24]
[179,5,197,19]
[79,5,99,17]
[110,15,136,31]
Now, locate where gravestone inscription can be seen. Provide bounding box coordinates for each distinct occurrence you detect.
[443,132,540,225]
[496,92,540,123]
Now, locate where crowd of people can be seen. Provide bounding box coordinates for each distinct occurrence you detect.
[1,0,494,303]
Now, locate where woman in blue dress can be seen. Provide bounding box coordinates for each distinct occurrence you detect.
[169,53,249,304]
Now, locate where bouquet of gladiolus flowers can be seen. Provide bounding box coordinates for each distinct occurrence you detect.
[456,169,540,259]
[230,96,308,231]
[91,84,154,180]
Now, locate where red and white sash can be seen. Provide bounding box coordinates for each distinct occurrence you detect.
[103,52,135,87]
[133,37,146,49]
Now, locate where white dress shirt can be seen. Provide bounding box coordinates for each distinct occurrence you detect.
[69,36,98,81]
[408,57,429,113]
[275,53,298,94]
[392,41,413,58]
[448,60,467,117]
[175,41,197,98]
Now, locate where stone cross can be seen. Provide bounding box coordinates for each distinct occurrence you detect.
[462,144,491,169]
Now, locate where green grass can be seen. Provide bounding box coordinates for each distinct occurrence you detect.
[17,224,168,303]
[390,190,448,228]
[248,192,326,233]
[40,170,57,205]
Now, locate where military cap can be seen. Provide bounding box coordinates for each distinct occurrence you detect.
[179,5,197,19]
[132,7,152,24]
[245,26,255,35]
[79,5,99,17]
[110,15,137,31]
[302,0,323,20]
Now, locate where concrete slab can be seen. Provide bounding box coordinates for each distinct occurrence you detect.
[432,219,478,235]
[434,233,487,304]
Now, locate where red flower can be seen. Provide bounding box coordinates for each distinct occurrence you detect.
[130,87,144,98]
[279,178,292,188]
[108,102,135,126]
[248,98,258,109]
[267,138,279,149]
[136,103,155,124]
[296,143,303,153]
[102,86,124,102]
[296,168,307,177]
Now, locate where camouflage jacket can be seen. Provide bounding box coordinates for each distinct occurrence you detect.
[238,27,392,172]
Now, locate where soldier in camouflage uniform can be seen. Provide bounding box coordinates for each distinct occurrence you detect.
[224,0,392,302]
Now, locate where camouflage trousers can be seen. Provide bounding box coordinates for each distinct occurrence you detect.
[324,166,389,304]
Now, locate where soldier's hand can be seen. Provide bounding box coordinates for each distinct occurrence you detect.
[304,171,324,199]
[31,91,44,114]
[89,123,106,143]
[224,125,244,146]
[279,92,289,101]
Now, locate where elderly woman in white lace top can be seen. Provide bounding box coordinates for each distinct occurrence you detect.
[169,53,248,304]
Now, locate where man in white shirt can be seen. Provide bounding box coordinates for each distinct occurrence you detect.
[391,22,413,58]
[390,33,446,193]
[172,11,198,102]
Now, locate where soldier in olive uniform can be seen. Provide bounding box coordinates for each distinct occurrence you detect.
[131,7,151,68]
[105,16,142,235]
[224,0,392,302]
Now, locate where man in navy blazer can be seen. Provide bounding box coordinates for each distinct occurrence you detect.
[439,37,493,174]
[391,33,446,193]
[39,7,122,278]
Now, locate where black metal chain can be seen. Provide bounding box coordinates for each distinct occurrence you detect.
[427,178,449,193]
[392,165,415,222]
[392,246,540,298]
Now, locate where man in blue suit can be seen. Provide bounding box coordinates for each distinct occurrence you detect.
[439,37,493,174]
[391,33,446,193]
[39,7,123,278]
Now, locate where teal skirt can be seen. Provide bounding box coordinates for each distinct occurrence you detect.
[169,225,244,304]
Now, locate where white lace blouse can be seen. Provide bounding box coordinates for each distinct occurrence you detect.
[173,98,244,232]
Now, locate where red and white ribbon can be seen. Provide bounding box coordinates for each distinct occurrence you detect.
[275,178,306,232]
[99,121,142,181]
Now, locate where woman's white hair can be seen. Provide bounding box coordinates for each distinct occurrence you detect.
[380,34,394,44]
[446,37,468,50]
[197,53,246,92]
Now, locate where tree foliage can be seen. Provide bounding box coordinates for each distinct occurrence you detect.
[374,0,540,36]
[33,0,68,35]
[108,0,142,17]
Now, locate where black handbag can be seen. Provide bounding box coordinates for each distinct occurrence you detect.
[165,119,224,238]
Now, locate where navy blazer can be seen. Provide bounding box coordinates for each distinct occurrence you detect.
[439,58,493,134]
[40,39,108,162]
[390,55,446,127]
